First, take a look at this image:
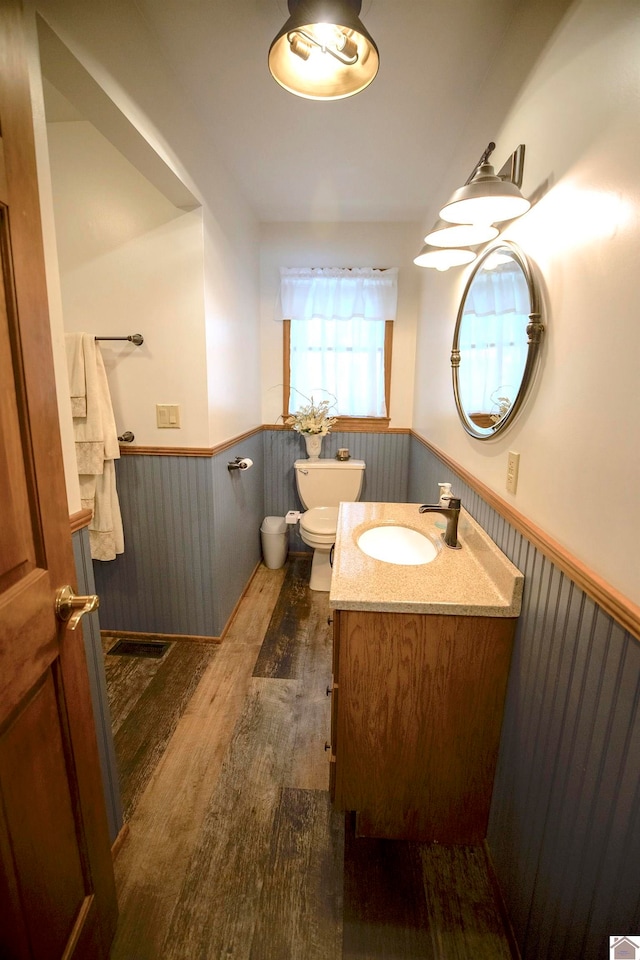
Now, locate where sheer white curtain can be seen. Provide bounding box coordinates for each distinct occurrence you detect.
[459,263,529,415]
[278,267,398,417]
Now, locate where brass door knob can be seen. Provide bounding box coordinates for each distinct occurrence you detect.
[55,585,100,630]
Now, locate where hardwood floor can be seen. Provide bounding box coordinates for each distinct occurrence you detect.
[105,558,514,959]
[102,634,217,820]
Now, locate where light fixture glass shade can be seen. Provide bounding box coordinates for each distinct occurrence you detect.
[439,162,531,225]
[424,220,499,248]
[268,0,379,100]
[413,245,476,271]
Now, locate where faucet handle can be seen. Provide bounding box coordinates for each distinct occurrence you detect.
[446,496,461,509]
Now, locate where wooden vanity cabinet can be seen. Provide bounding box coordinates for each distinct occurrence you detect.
[330,608,516,843]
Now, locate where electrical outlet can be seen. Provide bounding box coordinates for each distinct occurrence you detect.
[506,451,520,494]
[156,404,181,429]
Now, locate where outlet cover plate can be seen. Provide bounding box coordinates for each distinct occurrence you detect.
[506,451,520,494]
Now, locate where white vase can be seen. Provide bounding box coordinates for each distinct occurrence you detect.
[304,434,323,459]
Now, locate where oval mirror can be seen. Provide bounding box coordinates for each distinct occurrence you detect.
[451,241,544,440]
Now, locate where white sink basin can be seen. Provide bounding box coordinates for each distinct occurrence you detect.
[357,525,438,566]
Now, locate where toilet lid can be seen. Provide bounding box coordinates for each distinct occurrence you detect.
[302,506,338,535]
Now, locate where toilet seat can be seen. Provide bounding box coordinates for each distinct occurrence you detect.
[300,506,338,537]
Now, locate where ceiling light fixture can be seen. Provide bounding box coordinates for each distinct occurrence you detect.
[268,0,379,100]
[413,245,477,272]
[440,142,530,225]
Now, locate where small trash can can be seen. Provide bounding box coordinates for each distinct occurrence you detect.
[260,516,288,569]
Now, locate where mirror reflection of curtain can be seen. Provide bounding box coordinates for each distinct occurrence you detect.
[459,260,529,418]
[279,267,398,417]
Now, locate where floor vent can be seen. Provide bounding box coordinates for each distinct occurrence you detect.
[107,639,171,659]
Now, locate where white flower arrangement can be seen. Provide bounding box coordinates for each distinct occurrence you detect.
[285,395,338,436]
[489,393,512,424]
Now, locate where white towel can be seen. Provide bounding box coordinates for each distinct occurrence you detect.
[65,333,120,474]
[65,333,87,417]
[81,463,125,561]
[65,332,124,561]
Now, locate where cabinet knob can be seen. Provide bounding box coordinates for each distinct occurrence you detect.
[324,741,331,752]
[326,685,332,697]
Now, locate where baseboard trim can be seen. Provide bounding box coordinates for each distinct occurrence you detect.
[111,822,130,861]
[414,432,640,641]
[101,629,222,644]
[482,841,522,960]
[218,560,262,643]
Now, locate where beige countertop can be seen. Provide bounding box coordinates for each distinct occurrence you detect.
[329,502,523,617]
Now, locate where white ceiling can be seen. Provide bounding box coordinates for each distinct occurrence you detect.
[127,0,527,223]
[41,0,574,225]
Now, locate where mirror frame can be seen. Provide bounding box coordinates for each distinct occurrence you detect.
[451,240,544,440]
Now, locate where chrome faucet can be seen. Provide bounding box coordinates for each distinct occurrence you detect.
[418,496,462,549]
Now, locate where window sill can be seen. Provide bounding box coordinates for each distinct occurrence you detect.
[280,415,391,433]
[332,416,391,432]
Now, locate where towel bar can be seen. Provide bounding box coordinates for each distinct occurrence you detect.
[95,334,144,346]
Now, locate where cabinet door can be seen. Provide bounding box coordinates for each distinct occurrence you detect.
[328,613,341,802]
[334,610,515,842]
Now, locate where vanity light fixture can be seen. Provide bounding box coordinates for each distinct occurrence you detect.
[440,142,530,225]
[268,0,379,100]
[424,219,499,248]
[413,244,476,272]
[414,143,529,270]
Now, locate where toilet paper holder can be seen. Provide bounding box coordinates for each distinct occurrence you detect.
[227,456,253,471]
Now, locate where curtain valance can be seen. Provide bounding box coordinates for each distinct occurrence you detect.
[278,267,398,322]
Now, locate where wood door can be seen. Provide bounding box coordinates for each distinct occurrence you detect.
[0,3,118,958]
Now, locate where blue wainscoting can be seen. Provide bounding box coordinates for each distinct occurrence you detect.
[408,436,640,960]
[264,428,410,552]
[74,427,409,840]
[75,425,638,956]
[92,429,410,633]
[72,527,122,843]
[93,431,264,638]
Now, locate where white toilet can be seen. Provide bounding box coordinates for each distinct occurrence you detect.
[294,458,366,591]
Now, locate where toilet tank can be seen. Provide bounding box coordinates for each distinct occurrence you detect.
[294,459,365,509]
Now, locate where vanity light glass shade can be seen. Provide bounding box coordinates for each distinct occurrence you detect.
[268,0,379,100]
[424,220,499,248]
[440,162,531,225]
[413,244,476,271]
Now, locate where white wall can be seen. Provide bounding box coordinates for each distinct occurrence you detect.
[32,0,260,482]
[259,222,421,427]
[413,0,640,606]
[203,210,262,445]
[48,120,209,447]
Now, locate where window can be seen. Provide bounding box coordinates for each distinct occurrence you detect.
[279,267,398,426]
[458,259,529,420]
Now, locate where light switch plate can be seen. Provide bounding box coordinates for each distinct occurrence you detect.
[156,404,181,429]
[506,451,520,494]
